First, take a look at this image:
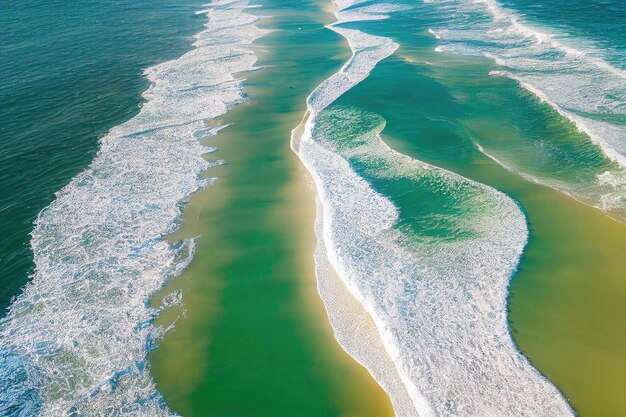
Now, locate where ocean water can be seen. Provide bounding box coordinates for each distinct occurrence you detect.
[1,0,625,416]
[0,0,265,415]
[0,0,208,315]
[294,0,626,415]
[501,0,626,65]
[423,0,626,219]
[294,1,573,415]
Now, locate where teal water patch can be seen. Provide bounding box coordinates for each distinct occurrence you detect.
[333,3,626,221]
[0,1,266,415]
[458,74,626,219]
[0,0,205,314]
[314,107,484,244]
[296,3,573,413]
[415,0,626,215]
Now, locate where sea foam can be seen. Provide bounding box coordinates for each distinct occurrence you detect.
[0,1,266,415]
[294,1,574,415]
[424,0,626,219]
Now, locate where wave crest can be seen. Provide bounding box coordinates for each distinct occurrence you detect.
[0,2,267,415]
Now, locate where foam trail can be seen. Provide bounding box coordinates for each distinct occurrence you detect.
[0,1,267,415]
[424,0,626,218]
[293,1,574,415]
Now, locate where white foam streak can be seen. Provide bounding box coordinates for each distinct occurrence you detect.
[307,1,399,113]
[426,0,626,169]
[294,1,574,415]
[428,29,441,39]
[478,0,626,78]
[510,75,626,167]
[0,2,267,416]
[476,141,626,217]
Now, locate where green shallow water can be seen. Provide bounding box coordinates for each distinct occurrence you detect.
[150,2,394,416]
[328,16,626,415]
[151,2,626,417]
[2,0,624,415]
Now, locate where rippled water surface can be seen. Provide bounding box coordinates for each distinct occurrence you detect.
[1,0,625,416]
[0,0,204,313]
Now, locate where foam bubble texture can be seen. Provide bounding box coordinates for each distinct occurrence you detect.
[301,108,575,416]
[0,1,267,415]
[295,1,574,415]
[419,0,626,219]
[423,0,626,215]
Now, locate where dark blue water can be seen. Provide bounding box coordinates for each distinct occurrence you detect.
[0,0,203,315]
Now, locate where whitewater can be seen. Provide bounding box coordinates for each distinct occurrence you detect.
[425,0,626,220]
[294,1,575,415]
[0,1,266,415]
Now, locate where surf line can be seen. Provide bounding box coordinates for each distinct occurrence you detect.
[0,1,268,416]
[428,0,626,212]
[292,1,575,416]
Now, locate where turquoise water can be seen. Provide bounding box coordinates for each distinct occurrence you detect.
[422,0,626,217]
[501,0,626,65]
[0,0,625,415]
[295,0,625,415]
[1,0,269,411]
[0,0,204,314]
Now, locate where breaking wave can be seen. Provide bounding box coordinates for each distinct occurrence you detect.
[293,1,574,415]
[424,0,626,220]
[0,1,266,415]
